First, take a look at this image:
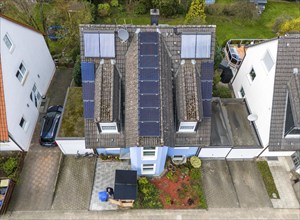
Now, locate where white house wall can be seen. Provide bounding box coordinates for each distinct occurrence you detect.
[260,148,294,157]
[232,39,278,147]
[199,148,231,158]
[0,138,21,151]
[56,139,91,155]
[226,148,262,159]
[0,17,55,151]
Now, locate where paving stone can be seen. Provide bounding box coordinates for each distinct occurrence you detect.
[89,160,130,211]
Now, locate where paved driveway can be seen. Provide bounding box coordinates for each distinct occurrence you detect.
[202,160,239,208]
[9,68,72,211]
[228,161,272,208]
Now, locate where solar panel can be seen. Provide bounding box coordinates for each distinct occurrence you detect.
[201,81,213,100]
[139,108,160,121]
[83,33,100,57]
[201,62,214,81]
[81,62,95,82]
[139,68,159,81]
[139,94,160,107]
[139,56,159,68]
[139,32,159,43]
[202,100,212,117]
[139,81,159,94]
[82,82,95,100]
[140,44,159,55]
[196,35,211,58]
[138,32,161,137]
[139,122,160,136]
[83,101,94,119]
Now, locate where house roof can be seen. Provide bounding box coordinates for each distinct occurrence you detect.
[0,14,44,35]
[269,33,300,151]
[80,25,215,148]
[0,61,9,142]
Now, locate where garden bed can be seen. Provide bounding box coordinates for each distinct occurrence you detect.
[0,152,25,182]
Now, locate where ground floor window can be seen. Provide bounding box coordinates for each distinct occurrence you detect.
[141,164,156,175]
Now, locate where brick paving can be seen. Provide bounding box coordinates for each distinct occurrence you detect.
[89,160,130,211]
[51,156,96,210]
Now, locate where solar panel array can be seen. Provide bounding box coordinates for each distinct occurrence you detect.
[83,32,115,58]
[200,62,214,117]
[138,32,161,137]
[181,34,211,59]
[81,62,95,119]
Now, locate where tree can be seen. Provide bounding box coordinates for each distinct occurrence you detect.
[185,0,206,24]
[278,17,300,35]
[152,0,179,17]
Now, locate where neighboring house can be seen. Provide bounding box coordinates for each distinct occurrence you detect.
[225,33,300,172]
[0,14,55,151]
[68,24,216,176]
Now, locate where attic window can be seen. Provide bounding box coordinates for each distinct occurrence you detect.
[181,34,211,59]
[263,50,274,72]
[284,95,300,137]
[99,122,118,134]
[3,34,13,51]
[178,122,197,133]
[83,32,115,58]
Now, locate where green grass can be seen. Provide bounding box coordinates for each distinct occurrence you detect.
[257,160,280,199]
[207,0,300,45]
[59,87,84,137]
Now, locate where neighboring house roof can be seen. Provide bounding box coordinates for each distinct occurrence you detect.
[0,14,44,35]
[0,61,9,142]
[80,25,215,148]
[269,33,300,151]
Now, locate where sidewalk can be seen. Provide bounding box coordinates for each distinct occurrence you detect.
[2,208,299,220]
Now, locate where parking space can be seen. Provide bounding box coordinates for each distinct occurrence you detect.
[202,160,239,208]
[228,161,272,208]
[51,156,96,210]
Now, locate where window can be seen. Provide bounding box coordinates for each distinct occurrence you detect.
[30,84,41,108]
[142,147,157,159]
[263,50,274,72]
[248,68,256,81]
[3,34,13,51]
[99,122,118,133]
[141,164,156,175]
[239,87,245,98]
[284,95,300,137]
[178,122,197,133]
[19,117,28,131]
[181,34,211,59]
[16,62,27,83]
[292,152,300,170]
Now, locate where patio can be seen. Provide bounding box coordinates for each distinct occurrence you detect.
[89,160,131,211]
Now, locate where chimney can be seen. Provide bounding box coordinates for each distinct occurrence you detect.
[150,9,159,26]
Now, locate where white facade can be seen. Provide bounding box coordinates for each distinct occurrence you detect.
[232,39,278,148]
[56,139,92,155]
[0,16,55,151]
[199,148,231,158]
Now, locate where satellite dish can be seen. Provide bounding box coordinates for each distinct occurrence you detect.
[247,114,258,122]
[118,29,129,42]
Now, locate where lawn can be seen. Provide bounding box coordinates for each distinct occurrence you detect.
[256,160,280,199]
[58,87,84,137]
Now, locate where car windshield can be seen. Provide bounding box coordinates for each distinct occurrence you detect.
[46,111,58,117]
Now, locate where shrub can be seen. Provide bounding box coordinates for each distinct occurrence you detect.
[279,17,300,35]
[72,55,82,87]
[152,0,179,17]
[190,156,201,168]
[165,194,172,205]
[185,0,206,24]
[272,15,292,33]
[213,85,232,98]
[111,0,119,7]
[190,168,201,180]
[98,3,111,17]
[2,157,18,176]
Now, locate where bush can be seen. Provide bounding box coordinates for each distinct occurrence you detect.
[2,157,18,176]
[72,55,82,87]
[213,85,232,98]
[111,0,119,7]
[272,15,292,33]
[152,0,179,17]
[133,0,152,15]
[98,3,111,17]
[190,156,201,168]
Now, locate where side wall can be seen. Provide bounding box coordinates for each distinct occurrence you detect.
[232,40,278,147]
[167,147,197,157]
[56,139,93,155]
[1,18,55,151]
[0,138,22,151]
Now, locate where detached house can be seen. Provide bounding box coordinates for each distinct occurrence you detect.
[224,33,300,172]
[74,24,215,176]
[0,15,55,151]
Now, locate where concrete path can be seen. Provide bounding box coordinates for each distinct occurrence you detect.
[268,160,300,209]
[2,208,300,220]
[228,161,272,208]
[89,160,130,211]
[8,68,72,211]
[51,156,96,210]
[202,160,239,208]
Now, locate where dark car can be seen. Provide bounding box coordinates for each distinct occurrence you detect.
[40,105,63,147]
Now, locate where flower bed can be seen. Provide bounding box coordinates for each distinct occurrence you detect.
[0,152,24,182]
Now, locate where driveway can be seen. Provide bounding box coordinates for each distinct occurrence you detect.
[9,68,72,211]
[202,160,239,208]
[228,161,272,208]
